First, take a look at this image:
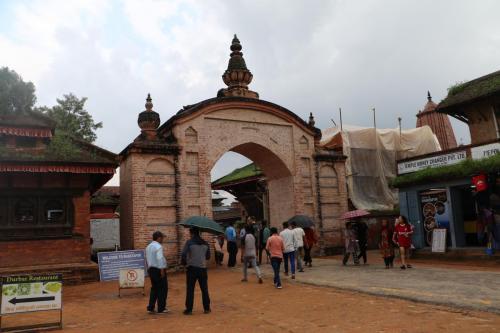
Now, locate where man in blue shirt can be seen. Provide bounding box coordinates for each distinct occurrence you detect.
[145,231,168,314]
[225,221,238,267]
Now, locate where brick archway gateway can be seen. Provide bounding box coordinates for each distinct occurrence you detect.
[119,36,348,264]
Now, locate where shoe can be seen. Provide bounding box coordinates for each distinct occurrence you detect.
[258,278,263,284]
[158,308,170,314]
[406,264,413,268]
[291,274,295,279]
[241,278,248,282]
[276,284,283,289]
[400,265,406,270]
[147,309,155,314]
[183,310,192,315]
[284,272,289,276]
[204,309,211,314]
[385,266,390,269]
[298,269,304,272]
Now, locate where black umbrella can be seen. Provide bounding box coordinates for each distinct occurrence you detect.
[287,215,315,228]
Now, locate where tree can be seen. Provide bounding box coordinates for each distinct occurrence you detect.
[36,94,102,143]
[0,67,36,115]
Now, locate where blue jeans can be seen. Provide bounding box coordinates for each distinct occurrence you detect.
[271,257,282,287]
[283,251,296,274]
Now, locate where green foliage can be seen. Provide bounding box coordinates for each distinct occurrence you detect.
[447,81,466,97]
[36,93,102,143]
[391,154,500,188]
[45,130,82,160]
[0,67,36,115]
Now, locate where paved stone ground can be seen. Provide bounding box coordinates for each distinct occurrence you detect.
[258,256,500,314]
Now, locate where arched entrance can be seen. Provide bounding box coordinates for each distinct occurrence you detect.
[119,35,348,264]
[210,142,295,227]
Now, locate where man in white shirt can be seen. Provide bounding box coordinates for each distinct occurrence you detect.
[291,221,307,273]
[145,231,168,314]
[279,222,296,279]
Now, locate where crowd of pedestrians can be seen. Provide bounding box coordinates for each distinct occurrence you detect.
[143,214,412,315]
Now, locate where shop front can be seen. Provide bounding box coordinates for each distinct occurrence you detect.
[395,141,500,251]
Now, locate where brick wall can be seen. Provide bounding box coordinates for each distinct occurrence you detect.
[464,101,500,145]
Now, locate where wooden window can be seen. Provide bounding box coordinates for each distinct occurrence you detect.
[0,192,75,240]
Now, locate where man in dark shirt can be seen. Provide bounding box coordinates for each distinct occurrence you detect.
[181,227,211,315]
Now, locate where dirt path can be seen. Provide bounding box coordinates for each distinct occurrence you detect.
[2,267,500,333]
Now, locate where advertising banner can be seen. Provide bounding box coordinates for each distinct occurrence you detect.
[420,190,450,247]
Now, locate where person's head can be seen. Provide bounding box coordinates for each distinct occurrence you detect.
[227,221,234,227]
[381,219,388,228]
[290,221,297,229]
[152,231,165,243]
[398,215,409,225]
[262,220,267,227]
[245,225,253,234]
[190,227,200,237]
[270,227,278,235]
[282,221,289,229]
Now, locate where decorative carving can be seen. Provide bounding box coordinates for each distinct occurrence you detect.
[185,126,198,144]
[219,35,259,99]
[137,93,160,141]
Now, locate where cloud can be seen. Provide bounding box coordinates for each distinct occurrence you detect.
[1,0,500,185]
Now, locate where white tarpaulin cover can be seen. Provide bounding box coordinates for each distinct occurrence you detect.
[320,125,441,211]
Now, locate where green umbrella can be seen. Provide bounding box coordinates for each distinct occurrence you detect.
[179,216,224,235]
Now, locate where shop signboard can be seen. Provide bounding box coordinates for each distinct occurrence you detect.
[398,151,466,175]
[431,229,447,253]
[471,142,500,160]
[98,250,146,282]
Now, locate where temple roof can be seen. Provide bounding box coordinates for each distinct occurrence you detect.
[437,69,500,113]
[212,163,263,187]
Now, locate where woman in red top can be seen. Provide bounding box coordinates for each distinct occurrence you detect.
[393,215,414,270]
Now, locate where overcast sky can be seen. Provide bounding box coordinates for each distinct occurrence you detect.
[1,0,500,185]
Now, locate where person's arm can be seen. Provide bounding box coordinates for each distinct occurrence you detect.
[205,243,211,260]
[280,238,285,253]
[266,238,271,252]
[181,241,190,266]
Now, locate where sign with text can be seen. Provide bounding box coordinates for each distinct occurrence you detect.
[431,228,447,253]
[398,151,466,174]
[1,274,62,315]
[98,250,146,282]
[119,268,145,289]
[471,142,500,160]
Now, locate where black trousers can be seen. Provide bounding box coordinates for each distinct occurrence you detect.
[227,241,238,267]
[185,266,210,312]
[383,256,395,267]
[148,267,168,312]
[358,243,367,263]
[304,246,312,264]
